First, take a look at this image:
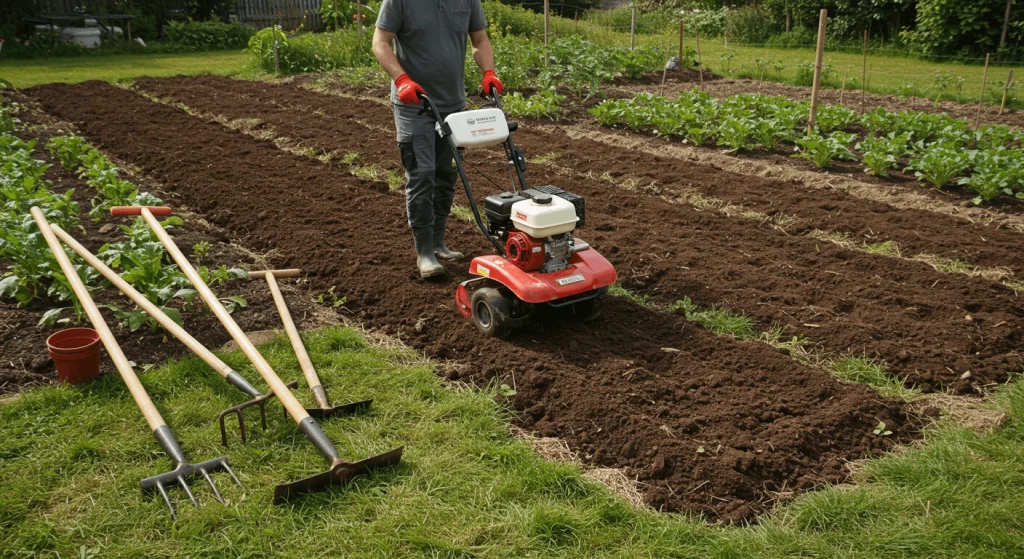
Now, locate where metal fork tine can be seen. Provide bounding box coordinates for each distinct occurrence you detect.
[260,400,268,429]
[156,480,177,521]
[237,409,248,444]
[200,468,226,504]
[178,475,200,509]
[223,462,244,489]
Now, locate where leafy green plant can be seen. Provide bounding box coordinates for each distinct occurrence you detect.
[856,133,912,177]
[792,133,855,169]
[501,88,566,120]
[905,147,971,189]
[316,285,347,308]
[814,104,858,134]
[46,135,87,170]
[716,117,755,151]
[192,241,211,262]
[98,217,195,331]
[873,421,892,436]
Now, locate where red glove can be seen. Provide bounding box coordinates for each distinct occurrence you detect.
[395,74,425,105]
[482,70,504,96]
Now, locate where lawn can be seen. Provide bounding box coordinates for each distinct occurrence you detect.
[0,50,252,89]
[1,327,1023,557]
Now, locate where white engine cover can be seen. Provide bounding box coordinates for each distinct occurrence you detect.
[511,196,578,238]
[444,108,509,148]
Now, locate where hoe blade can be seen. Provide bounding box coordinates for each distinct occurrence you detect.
[305,399,373,420]
[272,447,403,505]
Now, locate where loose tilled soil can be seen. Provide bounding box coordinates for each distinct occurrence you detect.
[0,94,323,394]
[26,80,928,523]
[128,76,1024,395]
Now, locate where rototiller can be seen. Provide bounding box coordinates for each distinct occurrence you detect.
[419,90,617,337]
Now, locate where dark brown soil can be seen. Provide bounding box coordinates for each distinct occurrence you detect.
[129,76,1024,395]
[0,93,323,394]
[26,80,921,523]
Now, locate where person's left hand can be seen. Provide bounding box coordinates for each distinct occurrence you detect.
[481,70,504,96]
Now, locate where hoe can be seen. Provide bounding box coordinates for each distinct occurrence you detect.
[420,90,617,337]
[46,221,298,446]
[113,206,403,503]
[32,207,242,519]
[251,269,372,419]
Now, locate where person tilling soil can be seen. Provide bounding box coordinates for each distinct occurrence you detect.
[371,0,504,278]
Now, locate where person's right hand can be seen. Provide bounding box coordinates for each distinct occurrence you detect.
[395,74,425,105]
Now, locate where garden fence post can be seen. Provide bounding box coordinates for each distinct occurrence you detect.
[630,5,636,50]
[807,9,828,133]
[678,20,684,63]
[693,13,703,90]
[1000,69,1013,114]
[860,29,868,113]
[544,0,549,65]
[976,53,991,130]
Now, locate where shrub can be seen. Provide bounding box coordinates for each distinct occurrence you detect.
[164,19,254,51]
[725,5,775,44]
[248,27,374,74]
[766,28,817,49]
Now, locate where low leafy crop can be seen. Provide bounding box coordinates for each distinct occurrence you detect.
[501,88,566,120]
[856,133,912,177]
[0,134,86,310]
[905,147,971,189]
[47,136,162,221]
[590,90,1024,204]
[793,133,855,169]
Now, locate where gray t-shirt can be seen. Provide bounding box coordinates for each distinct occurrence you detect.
[376,0,487,113]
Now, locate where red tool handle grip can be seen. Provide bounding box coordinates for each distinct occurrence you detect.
[110,206,173,217]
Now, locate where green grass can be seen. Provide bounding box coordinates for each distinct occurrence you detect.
[0,50,253,88]
[2,326,1024,557]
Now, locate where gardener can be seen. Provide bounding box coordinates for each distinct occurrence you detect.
[372,0,503,278]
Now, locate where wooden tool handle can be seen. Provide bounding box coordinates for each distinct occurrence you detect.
[265,273,322,391]
[50,224,236,380]
[248,269,302,280]
[31,207,166,431]
[110,206,173,217]
[138,208,310,424]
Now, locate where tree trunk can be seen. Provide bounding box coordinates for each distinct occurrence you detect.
[1001,0,1013,50]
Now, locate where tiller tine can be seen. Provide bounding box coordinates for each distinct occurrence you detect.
[272,447,404,504]
[140,427,244,520]
[219,379,300,446]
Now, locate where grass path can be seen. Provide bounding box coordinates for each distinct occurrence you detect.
[0,50,252,89]
[1,326,1023,557]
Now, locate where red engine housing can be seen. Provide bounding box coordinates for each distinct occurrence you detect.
[505,231,546,272]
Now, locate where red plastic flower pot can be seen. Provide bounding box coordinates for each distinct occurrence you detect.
[47,328,102,385]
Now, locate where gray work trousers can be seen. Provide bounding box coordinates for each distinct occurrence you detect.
[393,104,460,230]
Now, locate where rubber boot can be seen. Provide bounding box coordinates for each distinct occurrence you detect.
[413,227,445,278]
[432,217,464,261]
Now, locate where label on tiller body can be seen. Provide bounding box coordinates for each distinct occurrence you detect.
[557,273,585,286]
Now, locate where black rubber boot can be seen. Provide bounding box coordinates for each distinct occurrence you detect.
[413,227,444,278]
[432,217,464,261]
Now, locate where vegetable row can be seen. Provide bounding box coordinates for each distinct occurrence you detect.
[590,91,1024,205]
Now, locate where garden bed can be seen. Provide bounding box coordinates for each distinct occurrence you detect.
[19,79,935,522]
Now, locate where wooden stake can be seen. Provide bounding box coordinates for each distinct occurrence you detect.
[678,20,684,63]
[839,70,848,104]
[807,9,828,133]
[356,0,362,43]
[860,29,868,113]
[1000,69,1014,114]
[758,65,766,93]
[693,13,703,90]
[544,0,549,65]
[976,53,991,130]
[272,22,280,75]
